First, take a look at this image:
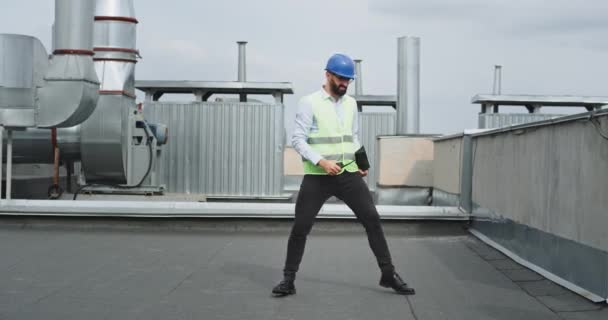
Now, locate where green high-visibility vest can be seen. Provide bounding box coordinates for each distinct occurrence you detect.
[303,92,360,175]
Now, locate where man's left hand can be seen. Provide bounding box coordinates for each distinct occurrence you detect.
[358,169,368,177]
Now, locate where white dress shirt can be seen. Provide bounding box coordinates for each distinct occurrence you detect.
[291,87,361,165]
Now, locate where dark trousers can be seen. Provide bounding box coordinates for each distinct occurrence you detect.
[283,172,395,280]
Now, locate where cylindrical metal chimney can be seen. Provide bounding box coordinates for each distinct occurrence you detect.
[54,0,95,53]
[80,0,140,183]
[237,41,247,82]
[354,59,363,96]
[92,0,138,94]
[493,65,502,95]
[396,36,420,135]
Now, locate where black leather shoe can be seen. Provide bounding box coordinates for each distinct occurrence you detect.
[272,280,296,297]
[380,272,415,295]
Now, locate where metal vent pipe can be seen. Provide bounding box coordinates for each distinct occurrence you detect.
[53,0,95,53]
[493,65,502,95]
[354,59,363,96]
[237,41,247,82]
[396,36,420,134]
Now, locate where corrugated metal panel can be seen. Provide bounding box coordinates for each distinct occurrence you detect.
[479,113,564,129]
[144,102,284,197]
[359,111,397,190]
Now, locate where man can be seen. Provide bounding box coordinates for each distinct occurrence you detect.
[271,53,415,297]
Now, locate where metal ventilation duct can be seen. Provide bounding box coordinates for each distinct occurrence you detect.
[3,0,155,190]
[80,0,139,183]
[0,35,48,128]
[354,59,363,96]
[396,36,420,134]
[237,41,247,82]
[1,127,81,164]
[1,0,161,198]
[37,0,100,128]
[0,0,100,129]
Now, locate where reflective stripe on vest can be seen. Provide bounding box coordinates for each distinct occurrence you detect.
[306,135,354,144]
[304,153,355,162]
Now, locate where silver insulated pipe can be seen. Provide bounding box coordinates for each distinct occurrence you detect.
[80,0,139,183]
[53,0,95,52]
[354,59,363,95]
[237,41,247,102]
[2,127,81,164]
[3,0,97,163]
[396,36,420,135]
[237,41,247,82]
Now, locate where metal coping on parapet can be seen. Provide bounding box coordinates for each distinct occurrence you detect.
[377,134,442,139]
[470,108,608,138]
[352,95,397,108]
[432,109,608,141]
[135,80,294,102]
[472,94,608,113]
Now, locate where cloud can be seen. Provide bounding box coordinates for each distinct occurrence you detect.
[368,0,504,20]
[151,38,209,61]
[3,0,607,134]
[368,0,608,56]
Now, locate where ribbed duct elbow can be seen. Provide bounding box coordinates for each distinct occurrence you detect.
[37,0,100,128]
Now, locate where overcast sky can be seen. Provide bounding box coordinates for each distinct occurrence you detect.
[2,0,607,135]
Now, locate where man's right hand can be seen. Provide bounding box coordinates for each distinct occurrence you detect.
[318,159,341,175]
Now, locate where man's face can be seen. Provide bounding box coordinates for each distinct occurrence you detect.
[327,72,352,97]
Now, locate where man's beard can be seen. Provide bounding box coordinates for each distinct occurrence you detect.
[329,80,348,97]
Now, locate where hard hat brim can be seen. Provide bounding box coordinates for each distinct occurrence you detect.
[325,69,356,80]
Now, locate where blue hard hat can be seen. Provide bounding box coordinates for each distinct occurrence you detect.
[325,53,356,80]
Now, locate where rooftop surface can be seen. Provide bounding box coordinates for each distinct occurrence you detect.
[0,218,605,320]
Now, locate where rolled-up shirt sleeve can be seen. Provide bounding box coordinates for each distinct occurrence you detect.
[291,97,323,165]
